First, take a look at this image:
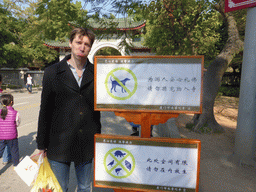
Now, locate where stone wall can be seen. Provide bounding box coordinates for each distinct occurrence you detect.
[0,68,44,88]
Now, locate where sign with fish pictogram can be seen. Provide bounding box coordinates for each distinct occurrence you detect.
[94,56,204,114]
[94,134,201,192]
[104,148,136,179]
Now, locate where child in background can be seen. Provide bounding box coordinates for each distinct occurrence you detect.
[0,74,12,165]
[0,94,21,167]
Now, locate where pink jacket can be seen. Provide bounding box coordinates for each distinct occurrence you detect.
[0,106,19,140]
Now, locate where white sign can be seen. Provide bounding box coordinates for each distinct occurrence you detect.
[95,56,203,113]
[95,135,201,192]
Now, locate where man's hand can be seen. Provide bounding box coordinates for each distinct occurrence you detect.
[38,149,47,158]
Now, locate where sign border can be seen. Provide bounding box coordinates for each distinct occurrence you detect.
[94,55,204,114]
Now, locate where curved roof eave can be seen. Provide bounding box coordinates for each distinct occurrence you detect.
[94,23,146,31]
[44,43,70,49]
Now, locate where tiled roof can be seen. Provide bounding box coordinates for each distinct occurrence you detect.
[44,40,70,49]
[88,18,146,30]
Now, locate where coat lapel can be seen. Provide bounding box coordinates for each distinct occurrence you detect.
[56,56,94,92]
[57,59,80,92]
[80,60,94,89]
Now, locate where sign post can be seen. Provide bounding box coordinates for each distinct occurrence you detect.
[94,56,204,191]
[112,112,179,192]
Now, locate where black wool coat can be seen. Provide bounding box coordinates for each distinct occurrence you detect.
[37,55,101,163]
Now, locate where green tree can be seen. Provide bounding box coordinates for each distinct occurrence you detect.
[0,3,25,68]
[19,0,59,68]
[131,0,221,60]
[95,47,122,56]
[0,0,60,68]
[35,0,81,40]
[191,0,244,132]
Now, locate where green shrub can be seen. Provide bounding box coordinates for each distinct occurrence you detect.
[218,86,240,97]
[1,85,7,90]
[2,84,22,89]
[186,123,212,133]
[185,123,194,130]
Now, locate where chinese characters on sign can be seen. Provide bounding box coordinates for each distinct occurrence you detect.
[102,138,133,145]
[146,158,188,174]
[145,157,190,191]
[147,76,197,93]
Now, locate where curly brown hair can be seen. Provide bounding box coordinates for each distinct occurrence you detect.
[69,27,95,47]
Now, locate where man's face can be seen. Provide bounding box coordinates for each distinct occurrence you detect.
[69,34,92,58]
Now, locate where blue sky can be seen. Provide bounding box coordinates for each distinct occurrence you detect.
[77,0,151,18]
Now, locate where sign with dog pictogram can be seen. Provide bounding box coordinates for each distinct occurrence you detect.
[95,56,204,114]
[105,67,138,100]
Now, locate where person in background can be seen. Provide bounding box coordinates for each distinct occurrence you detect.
[0,94,21,167]
[37,27,101,192]
[0,74,12,165]
[130,122,141,136]
[26,74,33,94]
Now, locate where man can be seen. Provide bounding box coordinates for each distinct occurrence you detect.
[37,28,101,192]
[26,74,33,93]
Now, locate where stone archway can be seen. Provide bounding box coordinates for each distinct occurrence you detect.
[88,40,126,63]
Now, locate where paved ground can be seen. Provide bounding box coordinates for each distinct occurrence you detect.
[0,90,256,192]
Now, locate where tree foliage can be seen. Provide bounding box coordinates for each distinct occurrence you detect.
[0,3,25,68]
[130,0,222,60]
[95,47,122,56]
[0,0,59,68]
[35,0,81,40]
[0,0,86,68]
